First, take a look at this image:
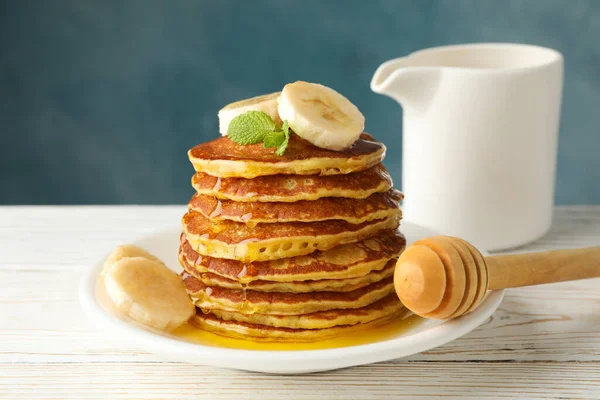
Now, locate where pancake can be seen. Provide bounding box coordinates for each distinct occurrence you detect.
[191,164,393,203]
[182,210,401,262]
[209,293,403,329]
[211,293,404,329]
[191,308,412,342]
[180,253,396,292]
[188,133,385,178]
[182,274,395,315]
[209,293,404,330]
[179,229,406,282]
[188,189,403,224]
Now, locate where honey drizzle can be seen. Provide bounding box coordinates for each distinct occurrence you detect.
[245,220,258,229]
[209,200,223,218]
[213,177,222,192]
[239,271,256,315]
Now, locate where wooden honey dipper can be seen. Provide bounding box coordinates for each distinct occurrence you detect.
[394,236,600,319]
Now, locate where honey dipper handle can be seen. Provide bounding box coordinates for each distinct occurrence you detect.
[485,247,600,290]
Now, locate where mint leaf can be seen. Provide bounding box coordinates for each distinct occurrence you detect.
[263,131,285,148]
[275,120,290,156]
[227,111,277,145]
[226,112,291,156]
[281,120,289,134]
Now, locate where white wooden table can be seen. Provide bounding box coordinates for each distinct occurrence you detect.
[1,206,599,399]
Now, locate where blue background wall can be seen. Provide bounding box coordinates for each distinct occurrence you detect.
[1,0,599,205]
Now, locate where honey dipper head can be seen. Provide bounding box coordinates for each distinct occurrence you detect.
[394,236,489,319]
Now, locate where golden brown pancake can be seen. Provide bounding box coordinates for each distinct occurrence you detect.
[188,133,386,178]
[180,252,396,292]
[179,229,405,282]
[182,274,395,315]
[188,189,403,224]
[182,210,401,262]
[209,293,404,329]
[191,308,412,342]
[191,164,393,203]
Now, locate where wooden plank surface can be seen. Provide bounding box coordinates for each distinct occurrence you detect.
[1,363,599,400]
[0,206,599,399]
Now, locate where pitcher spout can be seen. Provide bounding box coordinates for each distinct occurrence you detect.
[370,57,440,112]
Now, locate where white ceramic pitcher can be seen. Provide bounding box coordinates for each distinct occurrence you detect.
[371,43,563,251]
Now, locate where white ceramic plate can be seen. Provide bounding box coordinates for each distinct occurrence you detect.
[79,222,503,374]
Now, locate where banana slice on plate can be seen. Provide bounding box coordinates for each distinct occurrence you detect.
[101,244,163,278]
[278,81,365,151]
[218,92,282,136]
[104,256,195,332]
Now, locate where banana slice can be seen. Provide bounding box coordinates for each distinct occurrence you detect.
[218,92,282,136]
[277,81,365,151]
[104,257,195,331]
[101,244,163,278]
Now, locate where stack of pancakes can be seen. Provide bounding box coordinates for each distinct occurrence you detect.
[179,133,407,342]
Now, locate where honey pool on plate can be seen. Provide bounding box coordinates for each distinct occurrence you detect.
[171,313,423,351]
